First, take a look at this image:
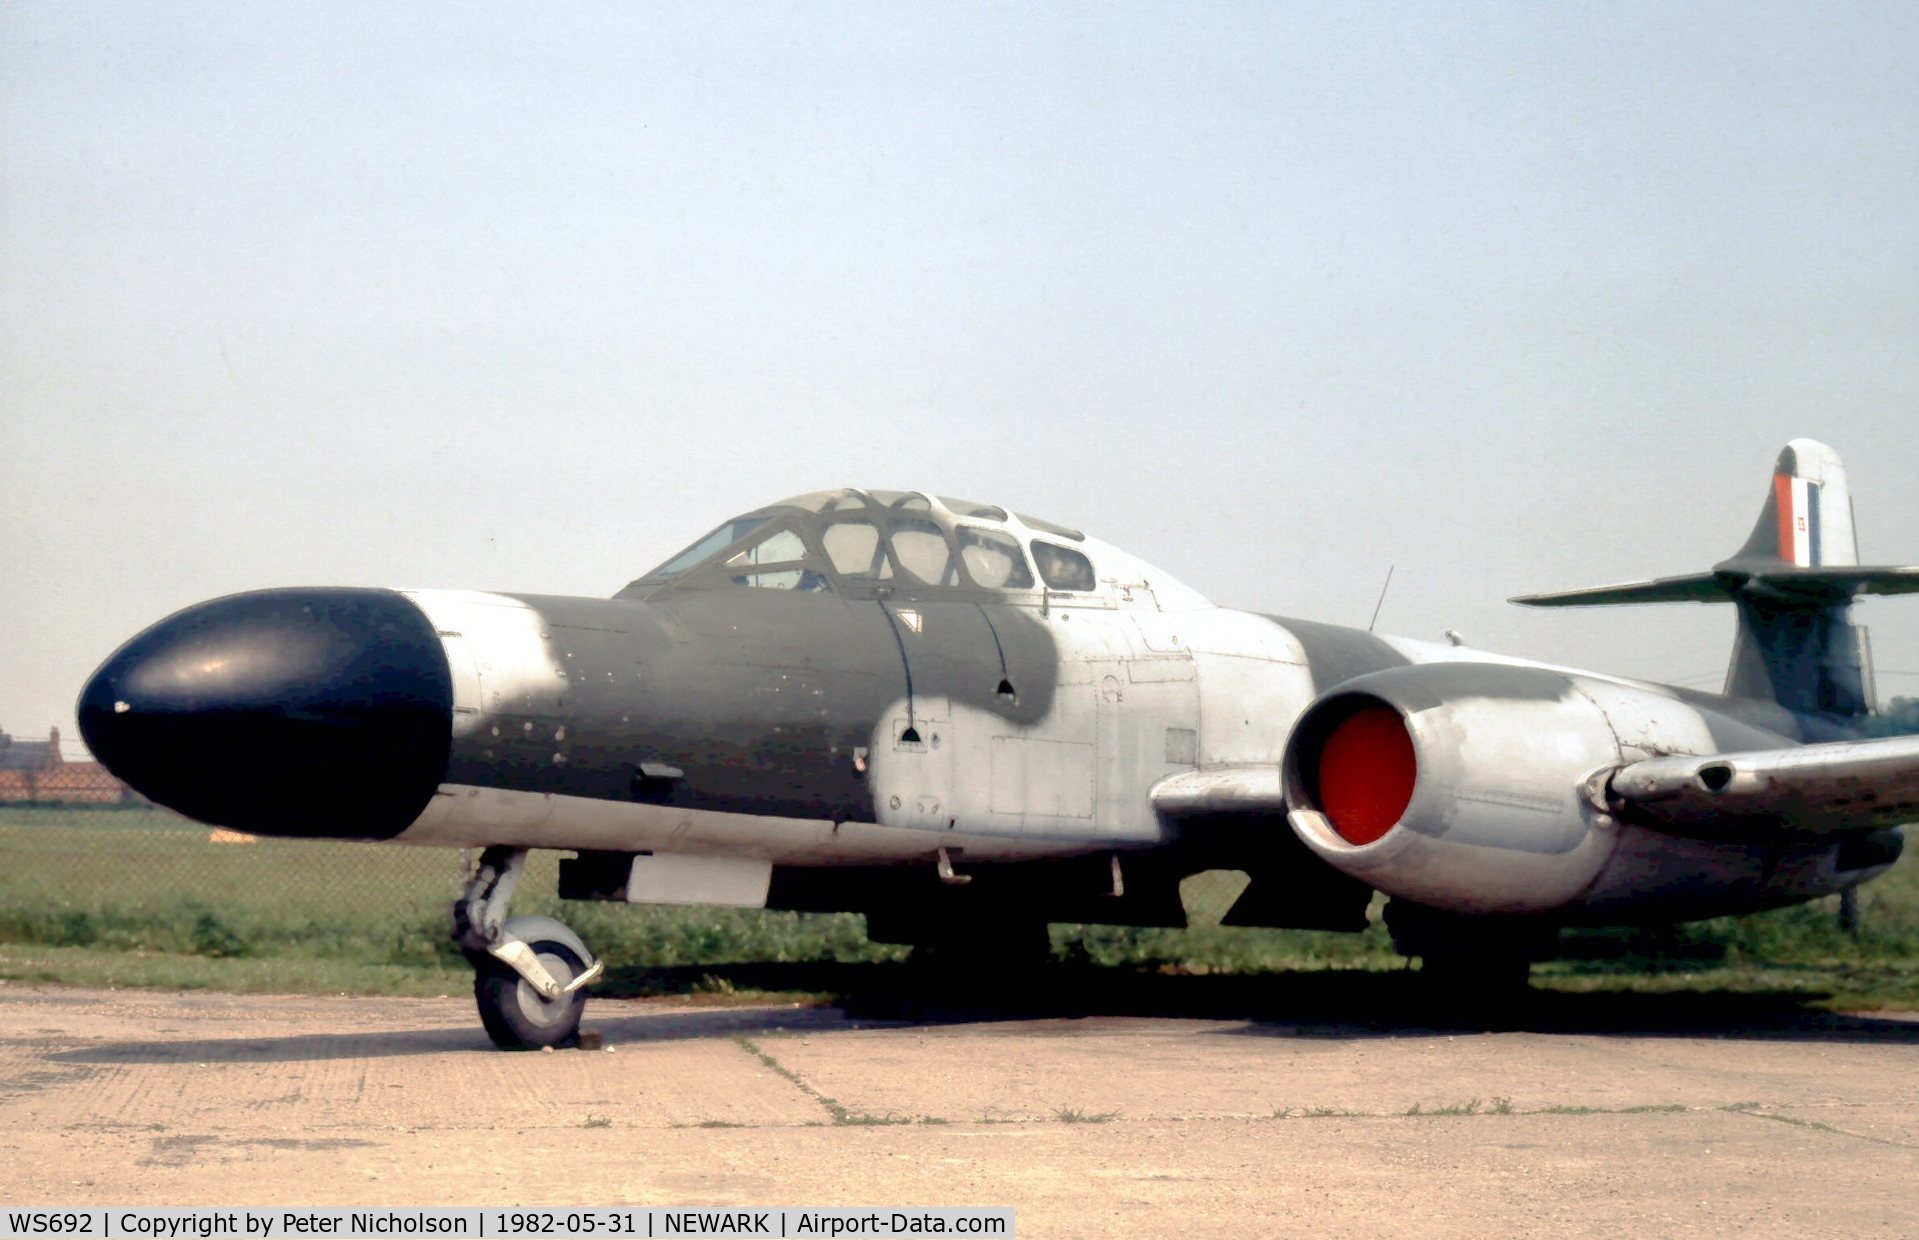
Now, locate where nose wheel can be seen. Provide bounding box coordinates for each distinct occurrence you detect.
[474,934,591,1050]
[455,846,602,1050]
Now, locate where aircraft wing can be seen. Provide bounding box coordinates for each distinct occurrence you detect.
[1150,766,1286,816]
[1608,735,1919,837]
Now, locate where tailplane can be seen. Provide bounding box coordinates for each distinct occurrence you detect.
[1512,439,1919,717]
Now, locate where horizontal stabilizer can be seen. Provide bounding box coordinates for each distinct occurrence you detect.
[1762,566,1919,598]
[1511,574,1728,608]
[1608,735,1919,837]
[1512,565,1919,608]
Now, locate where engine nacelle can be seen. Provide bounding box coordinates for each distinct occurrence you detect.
[1280,663,1779,917]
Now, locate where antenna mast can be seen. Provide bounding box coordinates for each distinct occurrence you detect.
[1367,566,1395,633]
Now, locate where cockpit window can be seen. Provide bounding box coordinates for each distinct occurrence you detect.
[647,515,772,579]
[889,516,958,586]
[821,519,895,580]
[734,567,831,591]
[727,528,806,566]
[957,526,1034,589]
[629,493,1103,601]
[730,566,831,591]
[1032,540,1096,592]
[721,526,830,592]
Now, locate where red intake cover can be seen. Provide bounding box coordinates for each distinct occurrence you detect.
[1316,703,1416,846]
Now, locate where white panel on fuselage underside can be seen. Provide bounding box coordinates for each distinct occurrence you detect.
[623,853,772,907]
[396,783,1142,862]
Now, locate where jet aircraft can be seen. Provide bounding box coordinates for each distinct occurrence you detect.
[78,439,1919,1048]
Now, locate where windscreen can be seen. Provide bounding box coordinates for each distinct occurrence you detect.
[642,515,772,580]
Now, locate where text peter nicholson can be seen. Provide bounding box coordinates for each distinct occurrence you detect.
[0,1209,1015,1238]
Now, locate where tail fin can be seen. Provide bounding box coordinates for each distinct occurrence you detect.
[1730,438,1859,569]
[1511,439,1919,717]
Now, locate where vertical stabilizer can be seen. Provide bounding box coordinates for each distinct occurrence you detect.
[1730,438,1859,570]
[1724,440,1871,713]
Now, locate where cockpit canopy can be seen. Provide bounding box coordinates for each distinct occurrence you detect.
[618,489,1100,601]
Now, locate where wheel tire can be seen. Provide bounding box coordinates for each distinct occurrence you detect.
[474,939,589,1051]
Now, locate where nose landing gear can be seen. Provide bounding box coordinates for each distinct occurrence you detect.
[455,846,603,1050]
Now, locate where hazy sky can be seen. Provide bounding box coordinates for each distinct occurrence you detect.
[4,2,1917,752]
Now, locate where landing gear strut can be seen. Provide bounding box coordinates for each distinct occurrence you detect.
[455,846,603,1050]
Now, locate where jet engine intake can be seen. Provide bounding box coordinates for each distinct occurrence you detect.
[1281,664,1632,916]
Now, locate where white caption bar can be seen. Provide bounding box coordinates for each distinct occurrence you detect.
[0,1210,1013,1239]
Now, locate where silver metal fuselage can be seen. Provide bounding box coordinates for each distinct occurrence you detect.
[388,567,1877,925]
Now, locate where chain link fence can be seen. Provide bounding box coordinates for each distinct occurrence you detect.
[0,776,464,966]
[7,758,1899,996]
[0,762,902,987]
[0,760,1279,985]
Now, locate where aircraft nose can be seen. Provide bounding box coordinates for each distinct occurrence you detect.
[77,588,453,838]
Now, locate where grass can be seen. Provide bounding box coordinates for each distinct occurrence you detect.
[1405,1099,1495,1117]
[2,805,1918,1010]
[0,807,899,996]
[1397,1097,1520,1117]
[734,1035,910,1126]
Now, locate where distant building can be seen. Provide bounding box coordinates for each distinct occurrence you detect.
[0,726,132,804]
[0,728,58,771]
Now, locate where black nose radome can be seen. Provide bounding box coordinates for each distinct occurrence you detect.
[78,588,452,839]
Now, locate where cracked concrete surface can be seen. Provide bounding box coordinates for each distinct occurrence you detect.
[0,984,1915,1236]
